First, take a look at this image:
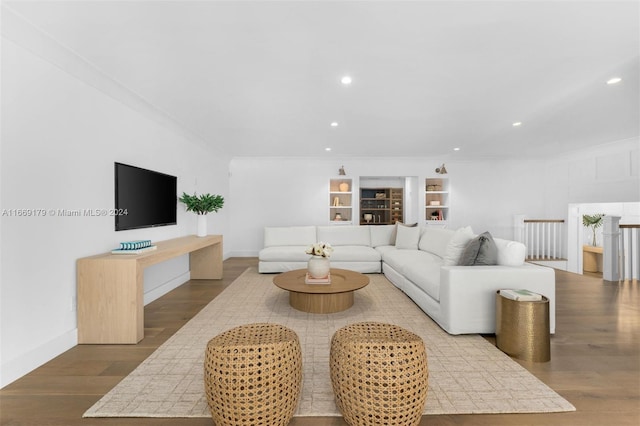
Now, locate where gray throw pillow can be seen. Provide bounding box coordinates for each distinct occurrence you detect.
[458,231,498,266]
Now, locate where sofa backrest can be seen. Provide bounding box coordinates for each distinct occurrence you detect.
[264,226,317,247]
[317,226,371,246]
[418,227,455,258]
[369,225,397,247]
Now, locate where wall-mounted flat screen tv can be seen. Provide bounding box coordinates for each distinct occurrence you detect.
[114,162,177,231]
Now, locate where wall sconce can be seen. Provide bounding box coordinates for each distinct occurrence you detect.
[338,165,346,175]
[435,164,447,174]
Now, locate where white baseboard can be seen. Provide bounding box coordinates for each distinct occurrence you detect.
[144,271,191,305]
[0,327,77,389]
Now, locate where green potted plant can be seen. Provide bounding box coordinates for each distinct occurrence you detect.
[179,192,224,237]
[582,213,604,246]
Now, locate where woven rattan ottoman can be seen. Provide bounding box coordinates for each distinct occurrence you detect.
[204,323,302,426]
[330,322,428,426]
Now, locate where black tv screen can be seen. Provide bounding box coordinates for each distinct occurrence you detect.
[114,162,177,231]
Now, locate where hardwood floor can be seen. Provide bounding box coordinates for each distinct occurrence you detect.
[1,257,638,426]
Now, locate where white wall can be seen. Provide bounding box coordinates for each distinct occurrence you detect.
[0,20,230,386]
[229,137,639,257]
[545,137,639,214]
[548,137,639,263]
[228,157,551,255]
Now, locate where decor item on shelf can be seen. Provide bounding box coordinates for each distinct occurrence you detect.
[435,163,448,174]
[179,192,225,237]
[334,213,343,221]
[582,213,605,246]
[339,182,349,192]
[333,196,340,206]
[364,213,373,223]
[430,200,441,206]
[338,165,346,175]
[305,242,333,278]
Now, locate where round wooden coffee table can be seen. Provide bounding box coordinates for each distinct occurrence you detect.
[273,268,370,314]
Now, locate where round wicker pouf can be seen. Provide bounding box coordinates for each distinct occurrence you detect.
[330,322,428,426]
[204,323,302,426]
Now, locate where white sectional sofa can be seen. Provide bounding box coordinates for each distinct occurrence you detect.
[258,225,382,273]
[258,224,556,335]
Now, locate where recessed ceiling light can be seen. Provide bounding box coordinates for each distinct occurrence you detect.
[341,75,352,85]
[607,77,622,85]
[330,122,339,127]
[512,122,522,127]
[325,147,332,152]
[453,147,460,151]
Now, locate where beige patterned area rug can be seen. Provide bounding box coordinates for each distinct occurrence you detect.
[84,267,575,418]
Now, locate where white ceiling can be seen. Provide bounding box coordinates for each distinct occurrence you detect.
[5,0,639,159]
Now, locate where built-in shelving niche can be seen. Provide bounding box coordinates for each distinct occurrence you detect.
[358,176,419,225]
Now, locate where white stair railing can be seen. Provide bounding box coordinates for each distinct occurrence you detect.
[614,221,640,281]
[603,216,640,281]
[515,216,566,260]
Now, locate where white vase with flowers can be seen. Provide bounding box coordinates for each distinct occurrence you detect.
[305,242,333,278]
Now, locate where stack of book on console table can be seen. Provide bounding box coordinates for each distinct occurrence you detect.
[499,289,542,301]
[305,273,331,285]
[111,240,157,255]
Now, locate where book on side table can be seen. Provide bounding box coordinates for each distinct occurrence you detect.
[499,289,542,301]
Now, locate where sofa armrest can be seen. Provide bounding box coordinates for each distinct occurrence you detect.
[439,264,556,334]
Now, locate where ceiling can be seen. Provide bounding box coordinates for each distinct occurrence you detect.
[4,0,639,159]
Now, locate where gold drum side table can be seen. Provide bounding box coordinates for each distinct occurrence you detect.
[495,291,550,362]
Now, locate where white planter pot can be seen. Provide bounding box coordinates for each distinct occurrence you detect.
[197,215,207,237]
[307,256,330,278]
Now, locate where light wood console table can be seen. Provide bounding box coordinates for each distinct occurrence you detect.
[77,235,223,344]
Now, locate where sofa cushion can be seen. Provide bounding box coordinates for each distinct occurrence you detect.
[395,224,420,249]
[459,231,498,266]
[317,226,370,246]
[259,246,312,262]
[382,247,441,273]
[494,238,526,266]
[370,225,397,247]
[418,227,455,258]
[382,249,442,301]
[443,226,475,266]
[402,261,442,302]
[374,245,397,256]
[264,226,316,247]
[330,246,381,262]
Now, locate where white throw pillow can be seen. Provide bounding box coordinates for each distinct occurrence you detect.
[494,238,526,266]
[443,226,474,266]
[395,225,420,249]
[419,227,455,257]
[370,225,397,247]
